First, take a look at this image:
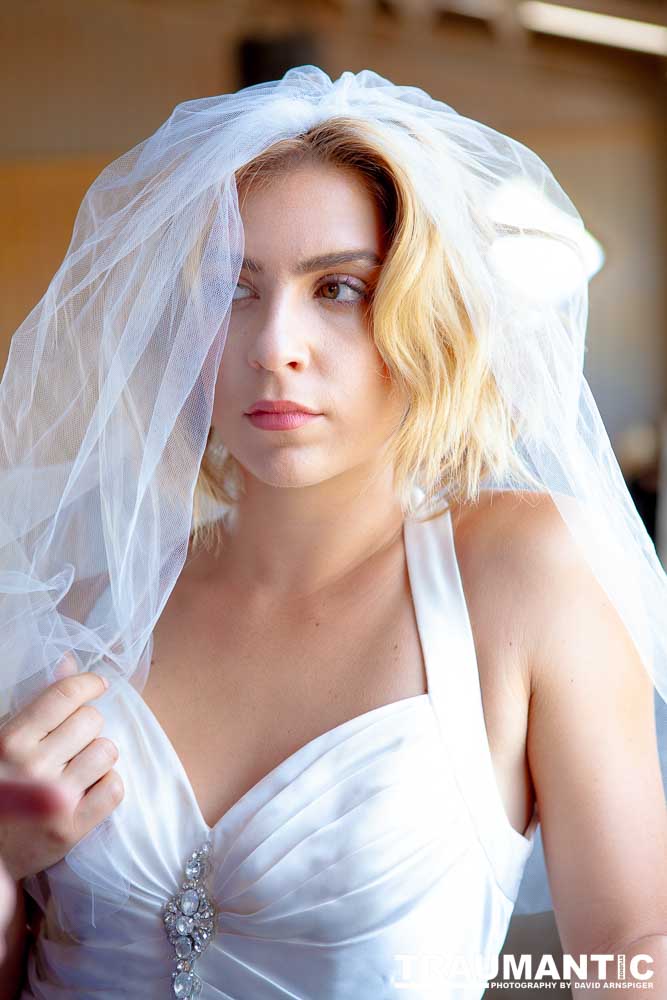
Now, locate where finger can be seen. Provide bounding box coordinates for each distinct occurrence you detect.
[0,672,108,752]
[72,769,124,837]
[37,705,105,774]
[61,738,118,798]
[52,652,78,681]
[0,777,72,818]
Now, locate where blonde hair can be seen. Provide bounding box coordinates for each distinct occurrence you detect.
[191,116,536,553]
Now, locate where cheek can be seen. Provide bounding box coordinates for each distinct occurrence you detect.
[360,342,392,397]
[337,342,399,422]
[214,338,244,399]
[363,347,405,424]
[211,361,238,429]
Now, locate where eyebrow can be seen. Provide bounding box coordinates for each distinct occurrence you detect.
[240,250,383,275]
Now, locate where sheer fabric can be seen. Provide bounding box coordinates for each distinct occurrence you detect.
[22,506,536,999]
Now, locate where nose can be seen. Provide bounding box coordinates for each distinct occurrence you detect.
[246,290,309,372]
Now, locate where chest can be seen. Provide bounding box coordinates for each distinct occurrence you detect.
[140,546,533,836]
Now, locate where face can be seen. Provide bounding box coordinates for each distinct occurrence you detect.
[210,162,406,493]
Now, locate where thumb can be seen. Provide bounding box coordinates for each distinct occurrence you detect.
[0,770,72,819]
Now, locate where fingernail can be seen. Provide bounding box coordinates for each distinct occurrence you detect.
[54,654,76,679]
[101,676,110,689]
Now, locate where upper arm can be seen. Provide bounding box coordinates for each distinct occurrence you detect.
[516,496,667,953]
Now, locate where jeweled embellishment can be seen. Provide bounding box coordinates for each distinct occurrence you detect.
[163,842,216,997]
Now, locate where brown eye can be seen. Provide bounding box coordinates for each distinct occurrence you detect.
[316,276,366,304]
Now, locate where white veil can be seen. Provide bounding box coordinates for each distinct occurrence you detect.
[1,65,665,929]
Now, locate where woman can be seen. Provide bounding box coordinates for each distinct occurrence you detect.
[0,67,665,998]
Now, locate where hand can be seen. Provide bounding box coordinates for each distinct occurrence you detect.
[0,654,124,883]
[0,763,73,964]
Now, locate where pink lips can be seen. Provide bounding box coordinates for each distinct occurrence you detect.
[246,410,321,431]
[244,400,322,432]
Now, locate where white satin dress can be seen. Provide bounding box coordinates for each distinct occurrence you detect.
[21,507,538,999]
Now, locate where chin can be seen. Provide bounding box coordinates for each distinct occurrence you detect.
[239,454,333,491]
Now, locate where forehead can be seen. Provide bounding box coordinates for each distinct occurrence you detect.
[238,163,385,264]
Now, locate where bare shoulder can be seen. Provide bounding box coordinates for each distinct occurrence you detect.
[446,490,577,687]
[446,489,639,690]
[448,488,576,580]
[448,490,666,956]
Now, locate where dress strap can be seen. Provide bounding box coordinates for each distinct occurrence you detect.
[403,506,536,902]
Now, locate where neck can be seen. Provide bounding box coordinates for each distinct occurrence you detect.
[191,464,406,603]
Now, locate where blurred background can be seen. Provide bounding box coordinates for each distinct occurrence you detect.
[1,0,665,984]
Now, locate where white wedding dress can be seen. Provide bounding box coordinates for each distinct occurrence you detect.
[21,507,537,998]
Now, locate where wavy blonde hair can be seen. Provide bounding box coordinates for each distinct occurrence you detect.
[190,116,535,553]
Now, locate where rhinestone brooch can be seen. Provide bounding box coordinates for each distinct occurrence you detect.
[162,841,217,997]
